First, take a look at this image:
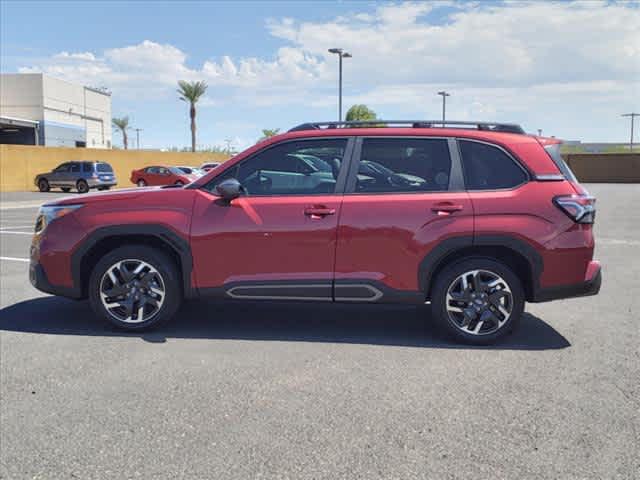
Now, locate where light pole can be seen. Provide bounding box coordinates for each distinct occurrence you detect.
[621,113,639,152]
[537,129,543,137]
[437,91,450,127]
[133,128,142,149]
[328,48,352,122]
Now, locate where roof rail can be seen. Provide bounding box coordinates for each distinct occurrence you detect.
[288,120,525,134]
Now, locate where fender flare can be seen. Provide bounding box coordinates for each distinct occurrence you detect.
[418,234,543,295]
[71,225,194,299]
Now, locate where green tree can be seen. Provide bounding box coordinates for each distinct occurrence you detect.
[345,104,377,122]
[112,116,130,150]
[259,128,280,142]
[177,80,208,152]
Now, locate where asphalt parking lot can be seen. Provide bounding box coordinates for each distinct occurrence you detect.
[0,185,638,479]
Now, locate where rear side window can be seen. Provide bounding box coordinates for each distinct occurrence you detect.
[81,162,93,172]
[96,163,113,173]
[544,144,578,182]
[356,138,452,193]
[459,140,527,190]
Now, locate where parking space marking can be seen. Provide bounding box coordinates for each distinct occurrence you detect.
[0,256,29,263]
[0,202,43,210]
[0,231,33,235]
[599,238,640,246]
[0,225,34,230]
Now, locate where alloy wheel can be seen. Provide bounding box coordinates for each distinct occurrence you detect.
[99,259,165,323]
[445,269,513,336]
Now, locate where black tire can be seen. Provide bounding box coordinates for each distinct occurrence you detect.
[61,187,71,193]
[77,179,89,194]
[38,178,50,192]
[430,257,524,345]
[88,245,183,331]
[136,179,147,187]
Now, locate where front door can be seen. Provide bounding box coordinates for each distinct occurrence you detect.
[334,136,474,302]
[190,137,353,301]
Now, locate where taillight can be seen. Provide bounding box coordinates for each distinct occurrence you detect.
[554,195,596,224]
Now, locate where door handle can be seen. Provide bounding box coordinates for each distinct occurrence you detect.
[431,203,464,215]
[304,206,336,218]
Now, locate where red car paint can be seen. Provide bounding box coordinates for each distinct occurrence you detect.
[130,166,197,187]
[30,125,600,317]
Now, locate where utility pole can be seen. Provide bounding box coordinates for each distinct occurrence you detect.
[133,128,142,149]
[328,48,352,122]
[437,91,450,127]
[621,113,639,152]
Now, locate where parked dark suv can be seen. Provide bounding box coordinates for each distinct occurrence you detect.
[35,161,117,193]
[29,121,601,344]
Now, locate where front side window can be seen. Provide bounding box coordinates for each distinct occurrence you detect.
[206,139,347,196]
[356,138,452,193]
[70,163,81,173]
[459,140,527,190]
[54,163,70,173]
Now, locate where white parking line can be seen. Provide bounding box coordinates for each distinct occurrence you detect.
[599,238,640,246]
[0,202,43,210]
[0,225,34,230]
[0,231,33,235]
[0,256,30,263]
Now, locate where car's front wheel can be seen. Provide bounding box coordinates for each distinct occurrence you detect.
[88,246,183,331]
[430,258,524,345]
[137,179,147,187]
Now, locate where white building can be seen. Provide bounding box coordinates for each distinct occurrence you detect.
[0,73,112,148]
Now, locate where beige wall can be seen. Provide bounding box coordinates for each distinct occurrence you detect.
[0,144,229,192]
[563,153,640,183]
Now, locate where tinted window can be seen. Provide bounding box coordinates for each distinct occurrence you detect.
[81,162,93,172]
[356,138,451,193]
[70,163,81,173]
[54,163,70,172]
[96,163,113,173]
[146,167,159,174]
[207,139,347,196]
[459,140,527,190]
[544,144,577,182]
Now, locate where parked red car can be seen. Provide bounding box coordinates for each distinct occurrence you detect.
[130,165,198,187]
[30,120,600,344]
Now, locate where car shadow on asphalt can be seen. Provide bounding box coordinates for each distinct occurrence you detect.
[0,296,570,350]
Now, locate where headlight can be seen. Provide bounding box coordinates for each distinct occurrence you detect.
[35,204,83,234]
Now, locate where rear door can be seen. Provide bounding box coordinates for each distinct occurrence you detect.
[334,136,473,302]
[67,162,82,186]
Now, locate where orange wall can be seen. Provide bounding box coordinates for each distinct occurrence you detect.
[0,144,229,191]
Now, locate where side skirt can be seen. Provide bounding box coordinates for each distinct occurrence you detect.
[198,280,424,304]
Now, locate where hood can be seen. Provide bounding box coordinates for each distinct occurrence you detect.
[44,187,152,206]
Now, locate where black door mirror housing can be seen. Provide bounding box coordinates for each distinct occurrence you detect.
[215,178,245,202]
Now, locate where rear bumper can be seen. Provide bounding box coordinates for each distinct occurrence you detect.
[532,260,601,302]
[87,178,117,188]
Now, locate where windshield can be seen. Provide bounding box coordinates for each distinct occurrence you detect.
[178,167,193,174]
[96,163,113,173]
[169,167,186,176]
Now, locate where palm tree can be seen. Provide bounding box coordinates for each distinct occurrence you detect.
[258,128,280,142]
[177,80,208,152]
[112,116,130,150]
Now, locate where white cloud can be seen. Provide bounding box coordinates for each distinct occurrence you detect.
[15,1,640,140]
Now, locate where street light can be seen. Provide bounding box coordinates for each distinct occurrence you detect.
[133,128,143,149]
[621,113,639,152]
[328,48,352,122]
[437,91,450,127]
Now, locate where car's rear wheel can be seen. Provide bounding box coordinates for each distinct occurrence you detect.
[77,179,89,194]
[430,258,524,345]
[38,179,50,192]
[61,187,71,193]
[88,246,182,331]
[137,179,147,187]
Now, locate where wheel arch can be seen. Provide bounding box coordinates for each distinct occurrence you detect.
[72,225,194,299]
[419,235,542,301]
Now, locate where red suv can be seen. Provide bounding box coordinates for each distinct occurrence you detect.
[29,121,601,344]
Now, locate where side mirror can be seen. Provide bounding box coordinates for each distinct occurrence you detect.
[215,178,245,202]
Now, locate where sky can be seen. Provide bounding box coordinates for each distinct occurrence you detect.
[1,0,639,150]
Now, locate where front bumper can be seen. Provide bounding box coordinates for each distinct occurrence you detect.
[532,260,602,302]
[29,261,82,299]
